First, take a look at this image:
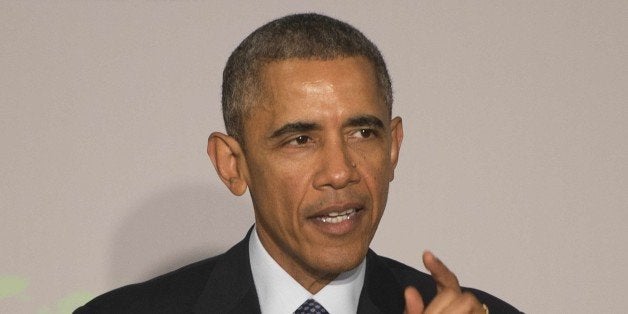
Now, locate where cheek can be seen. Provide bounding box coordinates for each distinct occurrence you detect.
[249,158,311,209]
[360,157,392,201]
[358,148,389,174]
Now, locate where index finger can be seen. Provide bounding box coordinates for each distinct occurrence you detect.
[422,251,461,293]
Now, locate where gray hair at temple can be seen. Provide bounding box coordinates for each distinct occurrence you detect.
[221,13,393,144]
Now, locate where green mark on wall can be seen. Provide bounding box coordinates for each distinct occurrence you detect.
[0,276,28,298]
[0,276,93,313]
[37,291,94,314]
[56,291,94,313]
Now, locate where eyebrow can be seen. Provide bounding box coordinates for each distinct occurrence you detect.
[343,114,385,129]
[269,114,386,139]
[269,121,320,139]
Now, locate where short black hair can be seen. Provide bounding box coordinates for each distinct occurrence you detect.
[222,13,392,144]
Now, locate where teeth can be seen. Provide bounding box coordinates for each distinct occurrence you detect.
[319,208,356,224]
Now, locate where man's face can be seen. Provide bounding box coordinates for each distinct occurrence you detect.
[241,57,403,286]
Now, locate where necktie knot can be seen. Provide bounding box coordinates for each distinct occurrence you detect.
[294,298,329,314]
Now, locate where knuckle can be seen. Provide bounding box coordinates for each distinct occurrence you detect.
[460,292,479,307]
[441,288,458,298]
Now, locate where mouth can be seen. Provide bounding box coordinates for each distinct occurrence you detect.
[306,202,366,235]
[315,208,359,224]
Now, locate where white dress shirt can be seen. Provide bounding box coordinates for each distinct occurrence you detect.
[249,228,366,314]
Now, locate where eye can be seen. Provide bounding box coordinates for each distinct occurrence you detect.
[287,135,311,146]
[359,129,374,138]
[352,128,375,139]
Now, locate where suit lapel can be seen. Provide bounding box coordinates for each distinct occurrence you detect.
[192,229,261,314]
[357,250,405,314]
[191,234,409,313]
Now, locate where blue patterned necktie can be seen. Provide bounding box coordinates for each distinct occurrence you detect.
[294,298,329,314]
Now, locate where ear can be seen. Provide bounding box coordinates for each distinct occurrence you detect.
[388,116,404,181]
[207,132,248,196]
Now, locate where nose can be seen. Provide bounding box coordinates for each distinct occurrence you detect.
[312,138,360,190]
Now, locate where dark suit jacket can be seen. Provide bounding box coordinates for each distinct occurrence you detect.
[75,230,521,313]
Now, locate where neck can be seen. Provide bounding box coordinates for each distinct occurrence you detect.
[267,249,339,294]
[255,229,340,294]
[292,267,338,294]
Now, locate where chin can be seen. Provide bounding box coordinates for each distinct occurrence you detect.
[311,246,367,275]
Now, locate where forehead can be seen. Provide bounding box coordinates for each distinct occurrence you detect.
[254,57,385,117]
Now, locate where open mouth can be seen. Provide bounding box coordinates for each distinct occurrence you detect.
[315,208,359,224]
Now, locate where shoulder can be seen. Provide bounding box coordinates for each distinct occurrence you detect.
[74,255,221,314]
[74,229,255,314]
[371,253,523,313]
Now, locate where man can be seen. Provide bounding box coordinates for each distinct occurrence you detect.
[75,13,521,313]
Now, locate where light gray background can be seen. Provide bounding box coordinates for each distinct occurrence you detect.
[2,1,627,313]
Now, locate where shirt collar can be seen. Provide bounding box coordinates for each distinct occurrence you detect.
[249,227,366,314]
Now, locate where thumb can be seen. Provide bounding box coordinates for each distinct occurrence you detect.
[404,286,424,314]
